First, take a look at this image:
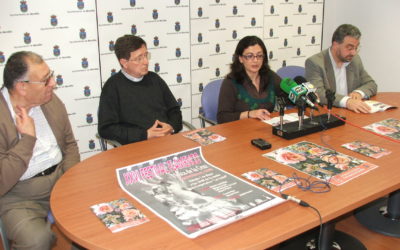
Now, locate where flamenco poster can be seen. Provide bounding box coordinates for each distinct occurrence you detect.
[116,147,284,238]
[263,141,378,186]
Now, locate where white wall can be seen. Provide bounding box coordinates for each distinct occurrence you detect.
[323,0,400,92]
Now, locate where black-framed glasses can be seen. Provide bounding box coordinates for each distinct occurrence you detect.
[22,70,54,86]
[241,54,264,61]
[129,52,151,63]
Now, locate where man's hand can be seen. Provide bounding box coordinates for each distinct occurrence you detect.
[15,106,36,137]
[349,92,362,100]
[249,109,271,121]
[147,120,174,139]
[346,99,371,113]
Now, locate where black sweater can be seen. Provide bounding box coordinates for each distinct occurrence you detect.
[98,71,182,145]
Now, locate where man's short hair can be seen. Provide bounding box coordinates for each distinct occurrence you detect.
[114,35,147,61]
[3,51,43,90]
[332,24,361,44]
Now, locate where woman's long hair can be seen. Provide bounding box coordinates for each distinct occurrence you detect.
[227,36,271,84]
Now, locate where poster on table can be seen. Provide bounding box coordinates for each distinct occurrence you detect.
[116,147,284,238]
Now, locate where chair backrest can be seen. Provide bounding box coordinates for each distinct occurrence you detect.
[276,65,305,79]
[201,79,223,123]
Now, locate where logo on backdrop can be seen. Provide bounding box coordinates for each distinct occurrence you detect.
[50,15,58,26]
[284,38,288,47]
[56,75,63,86]
[176,73,182,83]
[215,68,220,77]
[154,63,160,73]
[298,26,302,35]
[177,98,182,107]
[269,51,273,60]
[311,36,316,44]
[131,25,137,35]
[269,28,273,37]
[20,1,28,12]
[175,0,180,5]
[107,12,113,23]
[79,28,86,39]
[312,15,316,23]
[86,113,93,124]
[270,5,274,14]
[215,19,220,28]
[111,69,117,76]
[297,48,301,56]
[23,32,31,44]
[199,83,204,92]
[175,22,181,32]
[77,0,84,10]
[251,17,256,26]
[233,6,238,15]
[298,5,302,13]
[175,48,181,58]
[84,86,91,96]
[109,41,115,51]
[0,52,5,64]
[53,45,60,57]
[197,33,203,43]
[152,9,158,20]
[282,60,286,67]
[198,58,203,68]
[215,44,220,53]
[153,36,159,47]
[197,7,203,17]
[130,0,136,7]
[81,58,88,68]
[232,30,237,39]
[88,140,95,150]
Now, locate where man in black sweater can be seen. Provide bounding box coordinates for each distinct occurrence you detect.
[98,35,182,145]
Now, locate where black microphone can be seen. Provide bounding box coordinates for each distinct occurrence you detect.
[277,96,286,130]
[326,89,336,120]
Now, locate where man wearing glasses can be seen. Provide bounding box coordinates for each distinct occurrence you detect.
[0,51,80,249]
[305,24,377,113]
[98,35,182,145]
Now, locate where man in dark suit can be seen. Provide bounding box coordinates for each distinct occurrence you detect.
[0,51,80,249]
[305,24,377,113]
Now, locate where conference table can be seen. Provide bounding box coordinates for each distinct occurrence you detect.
[51,92,400,250]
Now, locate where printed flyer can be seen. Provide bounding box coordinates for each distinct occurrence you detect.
[183,128,226,146]
[341,141,391,159]
[363,118,400,141]
[90,198,149,233]
[242,168,296,192]
[263,141,378,186]
[116,147,284,238]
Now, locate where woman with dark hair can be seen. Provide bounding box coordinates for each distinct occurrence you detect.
[217,36,283,123]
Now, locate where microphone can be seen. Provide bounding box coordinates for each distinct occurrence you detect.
[326,89,336,120]
[280,78,318,110]
[294,76,320,105]
[276,96,286,130]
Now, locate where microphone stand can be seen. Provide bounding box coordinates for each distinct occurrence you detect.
[296,99,306,130]
[277,97,286,131]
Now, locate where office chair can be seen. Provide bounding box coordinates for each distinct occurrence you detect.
[0,218,10,250]
[276,65,305,79]
[199,79,223,128]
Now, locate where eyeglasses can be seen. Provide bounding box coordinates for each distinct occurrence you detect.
[344,44,360,53]
[129,52,151,63]
[241,54,264,61]
[22,70,54,86]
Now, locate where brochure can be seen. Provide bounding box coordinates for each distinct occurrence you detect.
[116,147,284,238]
[90,198,149,233]
[242,168,296,192]
[183,128,226,146]
[363,118,400,141]
[341,141,391,159]
[263,141,378,186]
[364,100,397,113]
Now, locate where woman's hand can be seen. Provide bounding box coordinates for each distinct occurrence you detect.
[248,109,271,121]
